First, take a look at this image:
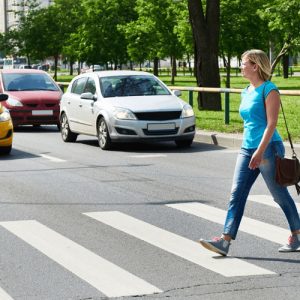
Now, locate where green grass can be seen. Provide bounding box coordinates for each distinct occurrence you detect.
[57,72,300,143]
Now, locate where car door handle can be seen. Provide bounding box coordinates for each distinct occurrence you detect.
[79,104,82,107]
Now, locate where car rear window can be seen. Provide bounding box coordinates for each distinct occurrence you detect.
[3,73,59,91]
[99,75,171,98]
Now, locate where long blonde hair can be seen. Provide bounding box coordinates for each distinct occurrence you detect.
[241,49,271,81]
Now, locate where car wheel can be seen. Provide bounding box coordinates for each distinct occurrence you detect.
[175,139,193,148]
[0,145,12,155]
[97,117,112,150]
[60,113,77,142]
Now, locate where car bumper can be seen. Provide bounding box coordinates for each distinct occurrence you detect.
[9,109,60,126]
[108,117,195,142]
[0,120,13,147]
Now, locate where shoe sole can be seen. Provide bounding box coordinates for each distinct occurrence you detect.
[198,239,227,256]
[278,247,300,253]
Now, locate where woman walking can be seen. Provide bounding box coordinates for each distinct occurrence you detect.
[199,49,300,256]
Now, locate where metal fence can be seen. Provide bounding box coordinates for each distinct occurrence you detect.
[168,86,300,124]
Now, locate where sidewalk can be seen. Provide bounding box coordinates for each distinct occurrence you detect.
[194,130,300,156]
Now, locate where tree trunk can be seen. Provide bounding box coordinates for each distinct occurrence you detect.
[171,56,176,85]
[188,0,221,111]
[69,61,73,76]
[54,55,58,81]
[153,57,159,76]
[282,54,289,78]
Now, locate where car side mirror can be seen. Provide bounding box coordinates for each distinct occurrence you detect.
[173,90,181,97]
[80,92,97,101]
[0,94,8,101]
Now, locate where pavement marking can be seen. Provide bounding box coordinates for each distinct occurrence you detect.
[217,149,240,154]
[0,220,161,298]
[40,154,66,162]
[167,202,289,245]
[248,194,300,211]
[0,287,14,300]
[84,211,274,277]
[129,154,167,158]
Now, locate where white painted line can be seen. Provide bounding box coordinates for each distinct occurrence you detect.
[0,287,14,300]
[217,149,240,154]
[40,154,66,162]
[84,211,274,277]
[0,220,161,298]
[129,154,167,158]
[248,194,300,211]
[167,202,289,245]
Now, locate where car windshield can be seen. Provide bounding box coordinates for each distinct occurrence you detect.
[3,73,59,91]
[99,75,171,98]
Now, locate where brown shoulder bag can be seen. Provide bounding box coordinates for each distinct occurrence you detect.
[275,100,300,195]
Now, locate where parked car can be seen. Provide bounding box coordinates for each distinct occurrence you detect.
[0,93,13,154]
[0,69,63,129]
[60,70,195,150]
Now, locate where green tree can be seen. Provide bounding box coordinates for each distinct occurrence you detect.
[121,0,187,84]
[259,0,300,77]
[53,0,84,75]
[220,0,269,88]
[79,0,136,69]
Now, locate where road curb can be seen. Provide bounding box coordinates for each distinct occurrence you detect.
[194,130,300,156]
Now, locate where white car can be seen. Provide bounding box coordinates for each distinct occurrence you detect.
[59,70,195,150]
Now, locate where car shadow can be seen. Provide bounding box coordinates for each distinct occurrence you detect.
[76,139,228,154]
[0,149,40,160]
[13,125,59,133]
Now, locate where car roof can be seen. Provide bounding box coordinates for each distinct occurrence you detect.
[84,70,152,78]
[0,69,47,75]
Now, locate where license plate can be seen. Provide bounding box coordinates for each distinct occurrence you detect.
[147,123,175,131]
[32,110,53,116]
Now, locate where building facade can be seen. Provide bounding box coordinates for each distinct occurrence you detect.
[0,0,52,33]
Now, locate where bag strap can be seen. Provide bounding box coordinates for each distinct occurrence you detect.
[279,100,297,158]
[262,82,297,158]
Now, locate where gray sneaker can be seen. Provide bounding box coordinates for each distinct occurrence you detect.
[278,234,300,252]
[199,237,230,256]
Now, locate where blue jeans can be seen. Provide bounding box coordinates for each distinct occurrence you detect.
[223,141,300,239]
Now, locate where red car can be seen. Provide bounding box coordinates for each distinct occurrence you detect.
[0,69,62,128]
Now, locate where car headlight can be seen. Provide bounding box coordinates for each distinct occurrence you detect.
[0,110,11,122]
[6,97,23,107]
[113,108,137,120]
[181,104,194,118]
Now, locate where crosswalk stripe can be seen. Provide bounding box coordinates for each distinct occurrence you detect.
[0,220,162,298]
[84,211,275,277]
[248,194,300,211]
[167,202,289,245]
[0,287,14,300]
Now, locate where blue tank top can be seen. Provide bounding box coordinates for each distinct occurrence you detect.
[239,81,282,149]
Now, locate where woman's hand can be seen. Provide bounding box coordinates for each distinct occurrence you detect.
[249,150,263,169]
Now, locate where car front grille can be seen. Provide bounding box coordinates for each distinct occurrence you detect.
[135,111,181,121]
[27,116,58,121]
[142,128,179,136]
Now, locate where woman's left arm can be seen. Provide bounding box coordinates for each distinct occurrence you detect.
[249,90,281,169]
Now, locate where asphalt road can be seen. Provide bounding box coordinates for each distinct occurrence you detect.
[1,126,300,300]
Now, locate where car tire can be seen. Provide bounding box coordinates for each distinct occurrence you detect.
[175,139,193,148]
[0,145,12,155]
[60,113,77,142]
[97,117,112,150]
